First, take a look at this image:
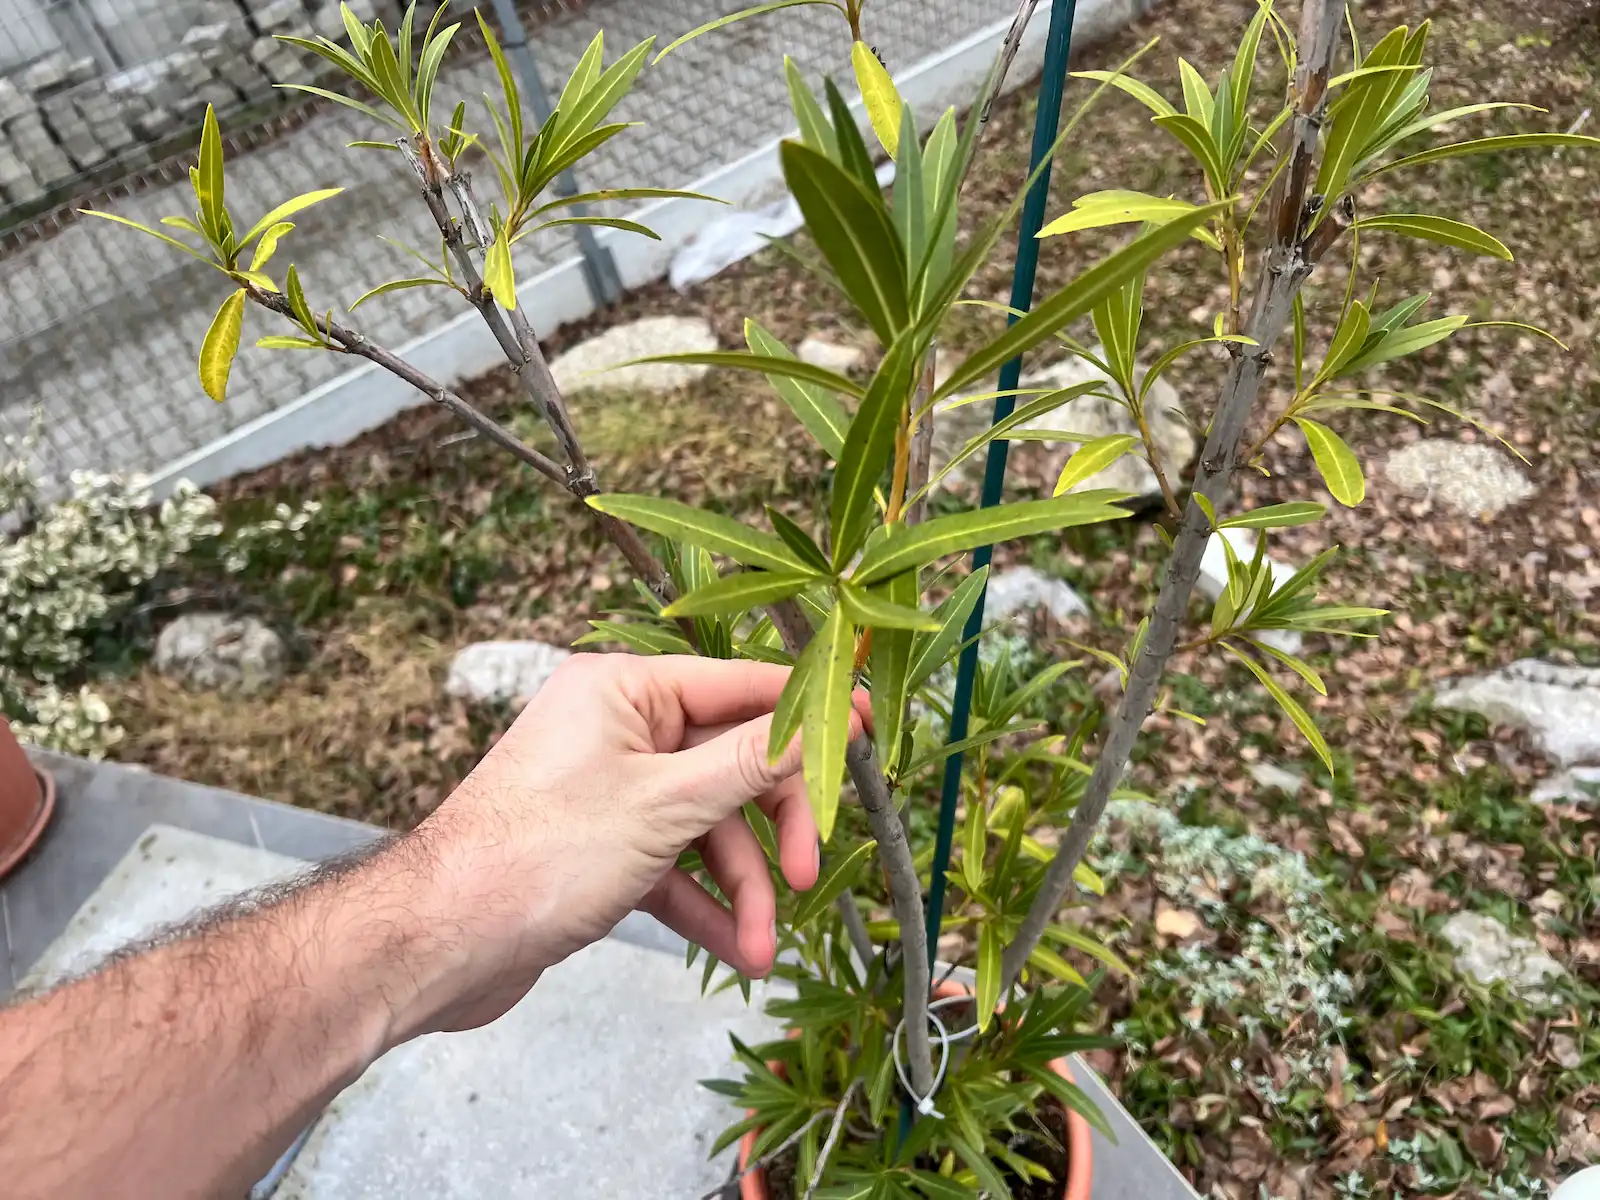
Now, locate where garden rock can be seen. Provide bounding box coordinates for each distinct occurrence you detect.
[1531,766,1600,805]
[549,316,717,396]
[446,641,570,705]
[797,336,865,374]
[1440,910,1566,1001]
[154,614,285,695]
[1249,762,1303,796]
[1197,528,1302,654]
[1015,354,1194,502]
[984,566,1087,624]
[1434,660,1600,767]
[1383,440,1534,519]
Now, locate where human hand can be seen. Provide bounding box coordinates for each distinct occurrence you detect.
[400,654,867,1038]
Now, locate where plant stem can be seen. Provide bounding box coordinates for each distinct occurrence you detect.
[998,0,1346,994]
[396,136,681,612]
[802,1082,860,1200]
[835,892,876,972]
[248,289,569,485]
[903,347,937,527]
[767,599,935,1100]
[978,0,1044,126]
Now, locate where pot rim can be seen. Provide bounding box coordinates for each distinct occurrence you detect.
[0,766,57,881]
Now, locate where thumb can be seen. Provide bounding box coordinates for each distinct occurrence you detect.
[663,713,803,817]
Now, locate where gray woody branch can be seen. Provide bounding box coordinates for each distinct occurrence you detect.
[999,0,1348,992]
[395,137,677,610]
[766,600,935,1100]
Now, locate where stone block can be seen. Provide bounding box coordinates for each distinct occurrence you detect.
[19,52,72,95]
[131,107,178,143]
[252,0,307,31]
[65,57,99,86]
[40,94,92,139]
[0,142,43,203]
[0,79,32,122]
[170,49,213,87]
[312,2,348,41]
[343,0,377,23]
[59,133,107,170]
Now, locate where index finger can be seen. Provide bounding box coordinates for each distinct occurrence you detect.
[627,655,872,729]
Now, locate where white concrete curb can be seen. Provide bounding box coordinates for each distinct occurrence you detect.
[146,0,1146,499]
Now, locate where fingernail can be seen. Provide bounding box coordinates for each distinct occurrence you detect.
[770,918,778,952]
[812,839,821,876]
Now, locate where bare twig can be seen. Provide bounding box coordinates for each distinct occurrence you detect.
[999,0,1347,993]
[248,289,567,485]
[979,0,1044,125]
[767,599,935,1100]
[801,1082,860,1200]
[834,893,876,973]
[904,346,938,527]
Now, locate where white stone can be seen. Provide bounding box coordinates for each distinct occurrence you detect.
[0,79,31,122]
[154,613,286,694]
[253,0,307,30]
[1384,440,1534,518]
[1440,911,1565,1001]
[1249,762,1303,796]
[797,336,865,374]
[1197,528,1302,655]
[984,565,1088,624]
[548,316,718,396]
[1015,353,1194,501]
[1532,766,1600,805]
[1435,660,1600,767]
[445,641,571,705]
[19,53,72,95]
[1554,1166,1600,1200]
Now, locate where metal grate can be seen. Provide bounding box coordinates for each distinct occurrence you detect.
[0,0,1005,486]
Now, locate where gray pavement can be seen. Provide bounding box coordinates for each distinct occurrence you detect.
[0,0,1004,487]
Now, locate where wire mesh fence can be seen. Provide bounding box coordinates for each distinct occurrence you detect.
[0,0,1007,487]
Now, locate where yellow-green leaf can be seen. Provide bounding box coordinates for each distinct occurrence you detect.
[661,570,817,618]
[195,104,225,241]
[1353,213,1512,261]
[1293,417,1365,506]
[653,0,843,62]
[250,221,293,271]
[791,840,876,927]
[585,494,805,572]
[239,187,343,248]
[838,583,938,632]
[852,40,901,158]
[199,289,246,402]
[803,606,856,842]
[1027,943,1087,987]
[484,224,515,309]
[1053,434,1139,496]
[976,923,1001,1032]
[1038,190,1221,250]
[1224,642,1333,773]
[256,334,323,350]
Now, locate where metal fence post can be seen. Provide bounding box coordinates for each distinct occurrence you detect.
[486,0,625,307]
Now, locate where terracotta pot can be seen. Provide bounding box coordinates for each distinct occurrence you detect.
[0,719,55,881]
[737,979,1093,1199]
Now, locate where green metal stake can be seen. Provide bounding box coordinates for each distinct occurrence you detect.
[901,0,1079,1140]
[924,0,1079,969]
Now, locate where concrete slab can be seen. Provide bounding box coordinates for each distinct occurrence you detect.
[277,937,776,1200]
[21,824,303,989]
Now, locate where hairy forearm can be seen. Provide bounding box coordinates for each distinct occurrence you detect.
[0,838,461,1199]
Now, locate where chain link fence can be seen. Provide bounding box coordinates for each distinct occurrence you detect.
[0,0,1009,486]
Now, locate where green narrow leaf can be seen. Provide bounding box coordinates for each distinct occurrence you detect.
[196,104,226,243]
[255,334,322,350]
[803,607,856,841]
[791,840,877,927]
[975,924,1001,1032]
[852,40,901,157]
[1366,132,1600,179]
[1151,113,1227,190]
[1340,314,1467,374]
[1217,501,1326,529]
[780,141,909,344]
[1069,70,1177,118]
[769,635,819,762]
[483,225,516,309]
[574,620,695,656]
[1318,299,1370,382]
[586,495,806,571]
[413,20,459,127]
[630,346,865,401]
[853,494,1131,585]
[1353,213,1512,261]
[766,507,832,574]
[1045,923,1133,974]
[1230,0,1270,131]
[348,276,454,309]
[1038,190,1221,250]
[745,321,852,455]
[248,221,293,271]
[654,1,844,61]
[869,573,917,770]
[1177,57,1213,124]
[239,187,344,248]
[198,289,246,403]
[284,263,318,336]
[961,790,987,894]
[938,200,1231,398]
[916,382,1110,501]
[839,582,938,631]
[824,76,878,191]
[1224,643,1333,772]
[891,100,926,267]
[1053,434,1139,496]
[908,565,988,690]
[662,569,818,618]
[548,37,654,157]
[524,214,662,242]
[784,56,838,159]
[1250,637,1328,695]
[1293,418,1364,506]
[1026,943,1088,987]
[829,338,920,567]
